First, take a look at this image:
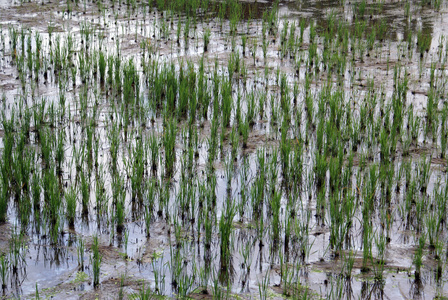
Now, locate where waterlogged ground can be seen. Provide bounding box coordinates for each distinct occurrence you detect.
[1,0,448,299]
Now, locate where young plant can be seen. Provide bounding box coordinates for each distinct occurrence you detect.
[91,235,102,288]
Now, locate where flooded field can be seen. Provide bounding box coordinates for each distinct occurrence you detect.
[1,0,448,298]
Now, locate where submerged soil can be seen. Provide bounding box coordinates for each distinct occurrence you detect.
[1,0,448,299]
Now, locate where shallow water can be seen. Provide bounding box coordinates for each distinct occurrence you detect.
[1,0,448,298]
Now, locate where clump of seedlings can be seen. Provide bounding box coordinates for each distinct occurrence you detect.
[0,0,448,299]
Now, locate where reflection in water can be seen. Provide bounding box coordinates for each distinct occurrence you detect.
[410,277,423,300]
[0,0,445,297]
[360,279,385,300]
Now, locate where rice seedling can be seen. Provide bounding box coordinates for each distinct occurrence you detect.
[258,270,270,300]
[77,237,85,270]
[91,235,102,288]
[65,186,77,228]
[0,255,9,290]
[414,234,425,281]
[112,175,126,234]
[163,117,177,178]
[9,228,26,274]
[133,282,155,299]
[2,0,448,298]
[219,198,236,278]
[80,171,90,216]
[417,29,432,58]
[151,255,166,295]
[98,51,107,84]
[203,28,211,52]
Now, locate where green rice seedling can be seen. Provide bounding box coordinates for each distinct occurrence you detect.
[401,179,416,225]
[114,54,121,92]
[246,91,256,126]
[426,88,437,138]
[270,190,281,245]
[425,208,440,249]
[123,58,139,108]
[372,231,387,281]
[204,210,214,250]
[269,147,279,197]
[159,181,171,219]
[325,274,345,299]
[342,250,355,279]
[39,127,52,168]
[108,120,120,175]
[235,94,242,126]
[43,168,62,234]
[219,199,236,277]
[224,156,234,187]
[288,21,296,58]
[404,0,411,17]
[184,17,190,47]
[314,151,327,190]
[124,230,129,258]
[9,228,25,273]
[401,131,411,157]
[144,180,155,238]
[107,55,114,87]
[26,31,33,75]
[440,107,448,158]
[31,171,41,211]
[203,28,211,52]
[435,185,447,225]
[417,156,431,193]
[379,128,390,162]
[414,193,427,233]
[221,79,232,128]
[77,237,85,270]
[176,20,182,45]
[33,32,42,79]
[151,255,166,295]
[408,109,420,143]
[328,191,355,253]
[240,118,249,149]
[148,133,159,174]
[257,90,266,120]
[134,282,155,299]
[239,237,253,275]
[250,38,258,66]
[98,51,106,84]
[207,116,219,165]
[251,149,266,219]
[211,269,224,299]
[0,254,8,290]
[258,270,270,300]
[118,274,126,300]
[230,126,239,162]
[177,267,196,298]
[9,26,18,60]
[163,117,177,178]
[414,234,425,280]
[361,194,373,272]
[262,34,268,62]
[80,171,89,216]
[280,21,289,57]
[241,34,247,56]
[112,176,126,233]
[91,235,102,288]
[128,136,145,202]
[417,29,431,58]
[55,129,65,175]
[65,186,77,228]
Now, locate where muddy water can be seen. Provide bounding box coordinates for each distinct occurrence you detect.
[1,0,448,298]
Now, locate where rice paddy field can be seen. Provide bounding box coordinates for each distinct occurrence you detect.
[1,0,448,298]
